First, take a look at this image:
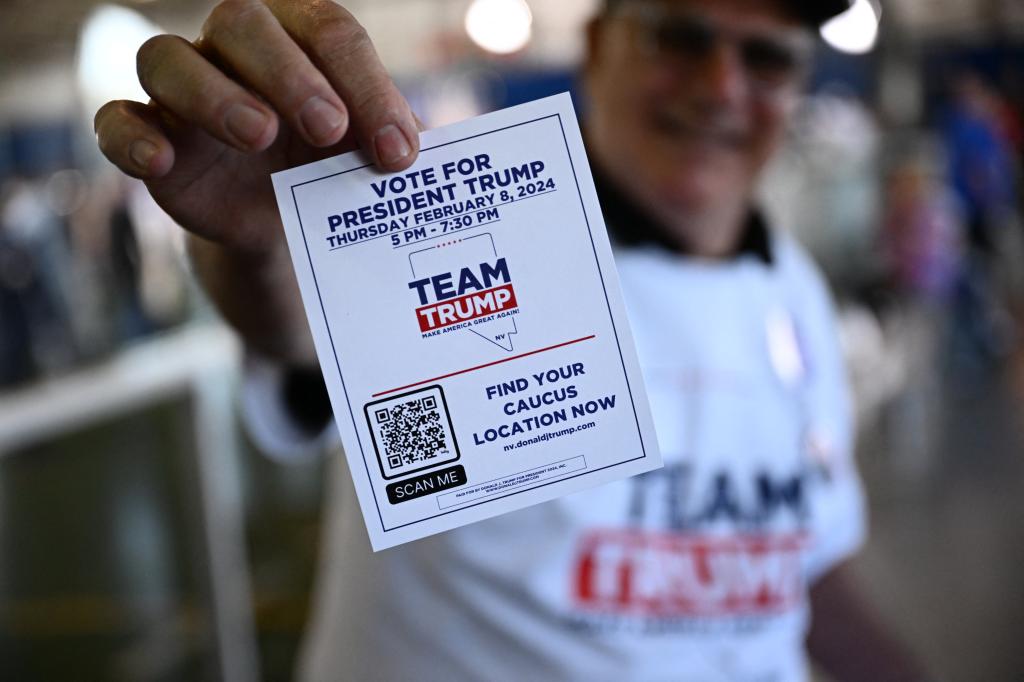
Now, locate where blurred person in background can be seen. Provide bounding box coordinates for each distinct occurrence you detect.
[882,156,964,306]
[94,0,929,679]
[0,185,41,386]
[0,176,80,377]
[943,71,1018,254]
[878,152,965,472]
[942,70,1021,365]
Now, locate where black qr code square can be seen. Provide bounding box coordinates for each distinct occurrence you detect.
[365,386,460,479]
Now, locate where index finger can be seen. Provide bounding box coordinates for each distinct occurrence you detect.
[263,0,420,171]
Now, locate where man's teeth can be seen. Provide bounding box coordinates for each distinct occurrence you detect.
[655,114,742,146]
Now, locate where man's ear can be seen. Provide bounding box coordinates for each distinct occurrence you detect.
[583,15,608,79]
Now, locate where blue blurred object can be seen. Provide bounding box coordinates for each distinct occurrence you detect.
[495,69,579,110]
[0,129,13,184]
[8,122,76,178]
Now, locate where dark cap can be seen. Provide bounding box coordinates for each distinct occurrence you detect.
[785,0,854,27]
[603,0,853,28]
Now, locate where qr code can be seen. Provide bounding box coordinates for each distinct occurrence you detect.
[365,385,460,479]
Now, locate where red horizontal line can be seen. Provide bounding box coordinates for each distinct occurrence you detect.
[371,335,596,398]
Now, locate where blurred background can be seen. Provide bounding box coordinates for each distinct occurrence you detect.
[0,0,1022,680]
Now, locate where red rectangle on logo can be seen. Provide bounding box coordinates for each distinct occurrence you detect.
[416,284,518,332]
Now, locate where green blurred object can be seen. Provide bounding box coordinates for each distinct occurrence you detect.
[0,401,217,681]
[0,326,327,682]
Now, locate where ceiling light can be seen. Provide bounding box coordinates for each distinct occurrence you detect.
[465,0,533,55]
[820,0,881,55]
[76,5,163,117]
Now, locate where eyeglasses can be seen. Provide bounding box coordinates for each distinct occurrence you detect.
[615,2,815,91]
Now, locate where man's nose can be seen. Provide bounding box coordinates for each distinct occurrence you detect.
[691,42,749,110]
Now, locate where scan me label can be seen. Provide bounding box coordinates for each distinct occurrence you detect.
[387,466,467,505]
[272,93,661,550]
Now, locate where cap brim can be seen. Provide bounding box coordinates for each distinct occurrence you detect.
[787,0,854,27]
[602,0,855,29]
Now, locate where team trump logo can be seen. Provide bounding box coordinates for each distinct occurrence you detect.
[408,257,518,333]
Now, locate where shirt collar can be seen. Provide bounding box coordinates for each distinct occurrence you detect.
[592,163,774,266]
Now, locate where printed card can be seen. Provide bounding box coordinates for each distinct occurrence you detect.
[272,93,661,550]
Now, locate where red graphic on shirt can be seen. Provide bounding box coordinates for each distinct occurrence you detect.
[572,529,808,617]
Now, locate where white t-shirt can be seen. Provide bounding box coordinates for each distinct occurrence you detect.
[248,231,866,682]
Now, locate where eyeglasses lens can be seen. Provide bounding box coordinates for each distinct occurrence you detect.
[640,13,807,88]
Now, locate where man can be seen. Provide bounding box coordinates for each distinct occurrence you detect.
[95,0,928,679]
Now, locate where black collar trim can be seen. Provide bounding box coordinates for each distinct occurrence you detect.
[592,164,774,266]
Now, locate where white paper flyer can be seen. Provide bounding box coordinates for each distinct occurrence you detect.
[272,93,661,550]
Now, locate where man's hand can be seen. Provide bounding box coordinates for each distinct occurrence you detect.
[94,0,420,360]
[96,0,419,252]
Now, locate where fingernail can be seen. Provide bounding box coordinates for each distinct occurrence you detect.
[130,140,157,170]
[300,96,346,145]
[226,103,269,147]
[374,124,412,165]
